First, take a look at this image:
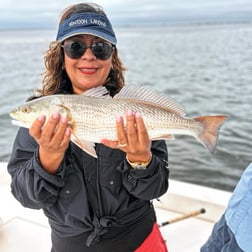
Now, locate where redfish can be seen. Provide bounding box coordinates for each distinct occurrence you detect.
[10,85,227,157]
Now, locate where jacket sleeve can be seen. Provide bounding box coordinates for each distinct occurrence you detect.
[120,140,169,200]
[7,127,66,209]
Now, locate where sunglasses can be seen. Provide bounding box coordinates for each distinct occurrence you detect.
[61,41,115,60]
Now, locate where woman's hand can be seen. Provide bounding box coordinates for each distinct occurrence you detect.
[101,110,152,163]
[29,112,71,174]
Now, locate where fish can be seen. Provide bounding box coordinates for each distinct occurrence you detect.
[9,85,227,158]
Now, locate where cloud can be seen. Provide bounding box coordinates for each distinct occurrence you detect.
[1,0,252,29]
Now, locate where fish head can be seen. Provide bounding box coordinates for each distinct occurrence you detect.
[9,97,70,128]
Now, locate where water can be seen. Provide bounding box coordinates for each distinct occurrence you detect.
[1,23,252,191]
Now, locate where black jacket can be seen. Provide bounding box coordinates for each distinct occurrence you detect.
[8,127,169,250]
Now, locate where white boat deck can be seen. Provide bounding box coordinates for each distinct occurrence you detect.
[0,162,231,252]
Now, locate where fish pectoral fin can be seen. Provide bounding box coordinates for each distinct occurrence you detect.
[152,134,175,140]
[70,133,97,158]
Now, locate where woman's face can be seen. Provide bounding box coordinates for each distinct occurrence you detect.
[63,35,113,94]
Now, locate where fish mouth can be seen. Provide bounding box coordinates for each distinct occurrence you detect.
[11,120,30,129]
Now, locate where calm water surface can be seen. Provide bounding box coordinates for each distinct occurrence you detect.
[1,23,252,191]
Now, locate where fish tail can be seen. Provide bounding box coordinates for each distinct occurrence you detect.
[195,115,228,153]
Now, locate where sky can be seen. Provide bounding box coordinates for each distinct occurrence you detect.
[1,0,252,29]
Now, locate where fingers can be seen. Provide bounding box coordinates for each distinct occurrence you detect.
[29,112,71,151]
[115,110,138,150]
[124,110,150,148]
[102,110,151,157]
[125,110,137,146]
[29,114,46,139]
[135,112,150,148]
[51,114,71,148]
[116,114,128,147]
[100,115,126,149]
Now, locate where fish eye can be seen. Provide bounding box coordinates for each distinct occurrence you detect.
[21,105,32,113]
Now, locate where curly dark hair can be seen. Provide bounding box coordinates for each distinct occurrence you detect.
[40,3,125,97]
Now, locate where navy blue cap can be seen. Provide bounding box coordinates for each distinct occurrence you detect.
[56,12,117,45]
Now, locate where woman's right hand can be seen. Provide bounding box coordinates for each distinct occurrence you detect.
[29,112,71,174]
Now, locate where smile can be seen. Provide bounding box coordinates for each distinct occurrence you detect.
[79,68,97,74]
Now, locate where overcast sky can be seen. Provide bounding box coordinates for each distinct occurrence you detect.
[1,0,252,29]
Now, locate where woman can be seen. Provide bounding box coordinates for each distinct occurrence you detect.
[7,3,169,252]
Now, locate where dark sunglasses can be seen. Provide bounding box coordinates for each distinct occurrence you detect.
[61,41,115,60]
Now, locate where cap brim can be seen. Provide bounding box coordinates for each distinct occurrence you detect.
[57,28,117,45]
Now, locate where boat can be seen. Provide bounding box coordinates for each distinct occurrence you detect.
[0,162,231,252]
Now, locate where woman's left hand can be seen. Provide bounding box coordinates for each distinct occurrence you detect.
[101,110,152,162]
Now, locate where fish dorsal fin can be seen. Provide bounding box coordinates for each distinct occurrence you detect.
[82,86,110,98]
[114,85,186,116]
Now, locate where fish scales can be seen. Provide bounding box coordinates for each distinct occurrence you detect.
[63,95,199,141]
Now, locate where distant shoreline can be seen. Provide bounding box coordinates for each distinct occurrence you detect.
[1,17,252,31]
